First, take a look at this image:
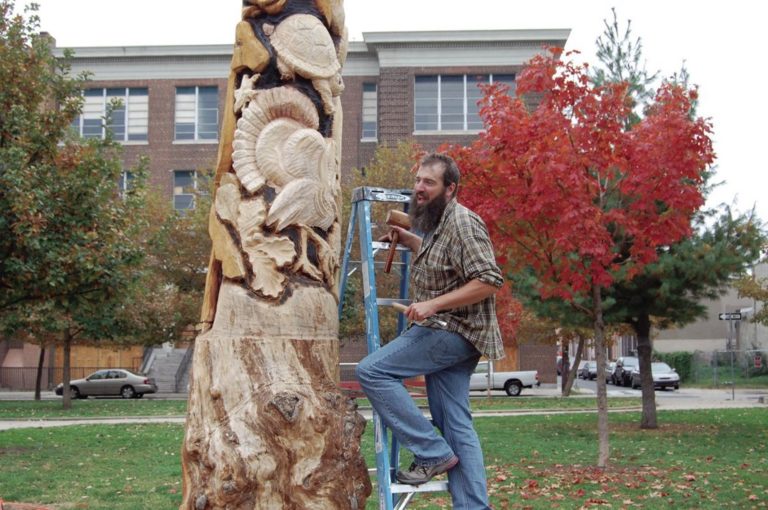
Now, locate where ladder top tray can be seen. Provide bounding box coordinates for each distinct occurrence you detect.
[352,187,413,203]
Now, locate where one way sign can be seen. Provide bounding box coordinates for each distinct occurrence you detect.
[718,312,742,320]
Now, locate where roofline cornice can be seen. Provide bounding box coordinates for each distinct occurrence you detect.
[52,29,569,60]
[53,44,234,59]
[361,28,571,45]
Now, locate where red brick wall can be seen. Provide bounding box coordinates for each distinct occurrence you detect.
[88,77,226,197]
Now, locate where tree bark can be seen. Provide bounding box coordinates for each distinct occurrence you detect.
[62,330,72,410]
[561,335,585,396]
[181,285,370,509]
[34,345,45,401]
[592,285,610,468]
[634,313,658,429]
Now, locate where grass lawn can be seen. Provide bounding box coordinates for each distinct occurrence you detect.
[0,396,642,419]
[0,408,765,509]
[0,399,188,419]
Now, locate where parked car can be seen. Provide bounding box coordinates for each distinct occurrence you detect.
[612,356,639,387]
[630,362,680,390]
[469,362,539,396]
[605,361,616,383]
[55,369,157,399]
[579,361,598,380]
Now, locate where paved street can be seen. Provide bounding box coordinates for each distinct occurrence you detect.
[0,383,764,431]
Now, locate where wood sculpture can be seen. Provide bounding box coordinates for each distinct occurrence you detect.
[180,1,371,508]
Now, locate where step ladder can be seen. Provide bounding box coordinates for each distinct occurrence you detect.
[338,186,450,510]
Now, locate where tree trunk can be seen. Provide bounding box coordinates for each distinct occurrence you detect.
[561,335,585,396]
[592,285,610,468]
[62,330,72,410]
[34,345,45,401]
[635,313,658,429]
[181,5,370,509]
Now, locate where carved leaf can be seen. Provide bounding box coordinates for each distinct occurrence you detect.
[244,233,295,298]
[236,197,268,243]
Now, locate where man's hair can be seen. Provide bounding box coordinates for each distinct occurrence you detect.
[420,152,460,197]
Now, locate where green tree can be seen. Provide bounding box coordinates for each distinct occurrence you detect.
[339,140,421,343]
[588,9,766,429]
[735,257,768,327]
[591,7,659,128]
[120,172,212,346]
[0,1,149,407]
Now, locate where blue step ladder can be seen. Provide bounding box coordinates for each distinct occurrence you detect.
[338,186,450,510]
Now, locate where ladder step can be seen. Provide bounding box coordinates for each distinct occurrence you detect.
[390,481,450,494]
[376,298,411,308]
[372,241,410,251]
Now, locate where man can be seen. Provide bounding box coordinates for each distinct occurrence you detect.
[356,153,504,509]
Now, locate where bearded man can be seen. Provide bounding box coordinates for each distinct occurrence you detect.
[356,152,503,509]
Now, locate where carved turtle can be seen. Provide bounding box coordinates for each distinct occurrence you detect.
[266,14,344,115]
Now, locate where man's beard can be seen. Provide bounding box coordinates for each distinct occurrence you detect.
[409,192,449,234]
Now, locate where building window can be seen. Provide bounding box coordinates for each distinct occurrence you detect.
[71,87,149,141]
[175,86,219,141]
[361,83,378,140]
[173,170,196,210]
[414,74,515,132]
[119,171,135,198]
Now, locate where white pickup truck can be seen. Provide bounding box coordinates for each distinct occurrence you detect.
[469,362,540,396]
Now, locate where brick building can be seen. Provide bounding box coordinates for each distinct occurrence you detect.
[0,28,570,389]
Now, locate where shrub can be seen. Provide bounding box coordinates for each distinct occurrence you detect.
[653,351,693,382]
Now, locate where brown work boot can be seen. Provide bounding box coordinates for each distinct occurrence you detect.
[395,455,459,485]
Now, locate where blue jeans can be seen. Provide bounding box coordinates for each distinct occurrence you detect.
[356,326,490,509]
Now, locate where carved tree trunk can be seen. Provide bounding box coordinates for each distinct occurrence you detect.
[181,2,370,508]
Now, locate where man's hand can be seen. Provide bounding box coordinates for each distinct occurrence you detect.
[405,300,439,322]
[379,226,422,253]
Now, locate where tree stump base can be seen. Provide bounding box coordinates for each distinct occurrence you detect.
[180,284,371,509]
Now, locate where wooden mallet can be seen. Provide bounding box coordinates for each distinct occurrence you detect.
[384,210,411,273]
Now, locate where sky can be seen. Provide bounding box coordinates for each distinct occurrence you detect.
[26,0,767,221]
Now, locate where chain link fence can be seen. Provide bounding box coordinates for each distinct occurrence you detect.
[687,349,767,387]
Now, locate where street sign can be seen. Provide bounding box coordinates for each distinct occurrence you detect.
[718,312,742,321]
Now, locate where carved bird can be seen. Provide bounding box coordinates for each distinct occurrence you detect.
[256,122,339,281]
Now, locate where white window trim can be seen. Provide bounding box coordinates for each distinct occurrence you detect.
[413,73,514,134]
[360,83,378,142]
[74,87,148,142]
[173,169,197,210]
[174,86,219,142]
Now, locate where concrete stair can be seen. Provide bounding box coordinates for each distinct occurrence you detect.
[146,347,189,393]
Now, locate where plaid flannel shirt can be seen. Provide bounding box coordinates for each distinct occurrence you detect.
[410,199,505,360]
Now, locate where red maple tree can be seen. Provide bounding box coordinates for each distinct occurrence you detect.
[448,48,714,466]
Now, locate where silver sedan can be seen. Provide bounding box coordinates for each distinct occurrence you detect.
[55,369,157,399]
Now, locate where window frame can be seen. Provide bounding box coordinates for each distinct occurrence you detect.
[119,170,135,199]
[174,86,219,143]
[71,87,149,142]
[173,169,197,211]
[413,73,516,133]
[361,82,378,141]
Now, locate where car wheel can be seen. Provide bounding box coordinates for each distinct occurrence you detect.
[631,379,639,389]
[674,384,679,390]
[69,387,80,399]
[504,380,523,397]
[121,386,136,399]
